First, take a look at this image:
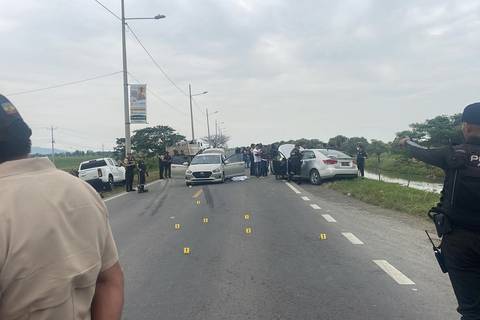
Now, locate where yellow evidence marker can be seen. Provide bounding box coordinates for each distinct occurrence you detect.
[245,227,252,234]
[184,247,190,255]
[174,223,181,230]
[319,233,327,240]
[244,214,250,220]
[203,217,209,224]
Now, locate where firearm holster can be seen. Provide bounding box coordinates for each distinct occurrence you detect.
[428,208,453,238]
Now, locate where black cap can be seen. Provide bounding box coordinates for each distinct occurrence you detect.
[462,103,480,126]
[0,95,32,142]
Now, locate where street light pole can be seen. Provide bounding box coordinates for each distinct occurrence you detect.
[206,108,211,144]
[121,0,131,155]
[189,84,194,142]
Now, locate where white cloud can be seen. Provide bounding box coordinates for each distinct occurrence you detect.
[2,0,480,150]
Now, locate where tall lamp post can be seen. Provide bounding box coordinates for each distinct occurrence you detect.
[121,0,165,155]
[206,109,219,146]
[188,84,208,142]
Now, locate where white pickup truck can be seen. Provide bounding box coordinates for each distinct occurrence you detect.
[78,158,126,191]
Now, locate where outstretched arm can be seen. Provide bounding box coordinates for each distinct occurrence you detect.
[399,138,448,169]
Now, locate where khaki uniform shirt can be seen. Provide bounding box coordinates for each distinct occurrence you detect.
[0,158,119,320]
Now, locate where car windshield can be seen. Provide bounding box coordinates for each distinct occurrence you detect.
[80,160,107,170]
[318,150,351,159]
[190,155,221,165]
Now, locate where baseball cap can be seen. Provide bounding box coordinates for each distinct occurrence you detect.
[0,95,32,142]
[462,103,480,126]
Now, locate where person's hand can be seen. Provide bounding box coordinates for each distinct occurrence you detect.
[398,137,411,147]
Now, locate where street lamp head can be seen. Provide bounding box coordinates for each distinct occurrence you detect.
[154,14,166,19]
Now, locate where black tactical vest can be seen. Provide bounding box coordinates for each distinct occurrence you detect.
[443,144,480,230]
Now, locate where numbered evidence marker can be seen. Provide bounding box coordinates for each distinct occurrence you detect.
[245,227,252,235]
[319,233,327,240]
[203,217,209,224]
[183,247,190,255]
[244,213,250,220]
[174,223,181,230]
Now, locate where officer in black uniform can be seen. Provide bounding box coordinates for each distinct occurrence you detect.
[137,157,148,193]
[356,144,368,177]
[123,153,136,192]
[288,144,302,180]
[400,102,480,320]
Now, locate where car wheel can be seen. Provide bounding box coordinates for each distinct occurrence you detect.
[309,169,322,185]
[105,175,114,191]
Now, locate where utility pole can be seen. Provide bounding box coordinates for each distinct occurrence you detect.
[214,119,218,148]
[121,0,131,156]
[189,84,194,142]
[50,126,56,165]
[206,108,211,145]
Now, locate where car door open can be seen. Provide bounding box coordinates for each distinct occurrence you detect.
[170,156,189,179]
[225,153,245,177]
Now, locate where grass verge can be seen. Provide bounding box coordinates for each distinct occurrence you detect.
[365,153,444,183]
[324,178,440,217]
[101,170,161,198]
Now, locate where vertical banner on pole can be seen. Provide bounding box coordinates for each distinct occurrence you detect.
[130,84,147,123]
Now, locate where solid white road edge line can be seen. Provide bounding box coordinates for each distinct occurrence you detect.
[104,179,163,203]
[373,260,415,285]
[285,182,301,194]
[301,196,310,201]
[321,214,337,222]
[310,204,321,210]
[342,232,364,245]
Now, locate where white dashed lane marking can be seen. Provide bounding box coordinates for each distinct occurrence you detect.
[301,196,310,201]
[321,214,337,222]
[310,204,321,210]
[342,232,364,245]
[373,260,415,285]
[285,182,302,194]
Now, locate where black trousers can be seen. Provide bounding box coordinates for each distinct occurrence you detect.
[357,161,365,177]
[250,158,255,176]
[164,163,171,178]
[442,228,480,320]
[126,170,134,191]
[159,163,165,179]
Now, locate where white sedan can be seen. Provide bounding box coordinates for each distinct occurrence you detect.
[185,153,245,186]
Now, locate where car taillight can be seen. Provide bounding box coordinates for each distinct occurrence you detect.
[97,168,103,177]
[323,159,338,165]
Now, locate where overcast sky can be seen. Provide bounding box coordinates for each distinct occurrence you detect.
[1,0,480,151]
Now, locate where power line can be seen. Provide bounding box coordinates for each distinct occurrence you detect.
[7,71,123,96]
[92,0,121,21]
[126,24,189,97]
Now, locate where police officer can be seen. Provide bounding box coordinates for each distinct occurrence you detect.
[400,102,480,320]
[163,151,172,178]
[124,152,136,191]
[0,95,124,319]
[289,144,302,178]
[137,157,149,193]
[356,144,368,177]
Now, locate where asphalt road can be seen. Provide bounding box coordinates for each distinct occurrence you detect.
[105,174,458,320]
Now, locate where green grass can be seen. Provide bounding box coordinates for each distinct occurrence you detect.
[365,153,444,183]
[324,178,440,217]
[49,155,97,171]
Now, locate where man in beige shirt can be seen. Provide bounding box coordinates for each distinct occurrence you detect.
[0,94,124,319]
